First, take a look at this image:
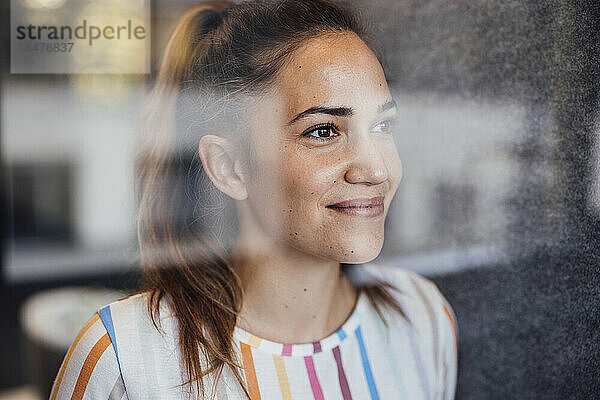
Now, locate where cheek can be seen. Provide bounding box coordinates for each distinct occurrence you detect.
[276,148,354,252]
[277,148,341,212]
[382,141,403,190]
[247,145,344,233]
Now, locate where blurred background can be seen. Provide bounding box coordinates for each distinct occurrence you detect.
[1,0,599,399]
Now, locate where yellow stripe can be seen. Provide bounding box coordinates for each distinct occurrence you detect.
[50,314,100,400]
[248,334,262,348]
[273,355,293,400]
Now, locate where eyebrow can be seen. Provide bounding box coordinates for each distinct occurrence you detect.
[286,99,397,125]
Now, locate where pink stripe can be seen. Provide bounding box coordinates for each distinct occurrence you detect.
[312,341,322,353]
[333,346,353,400]
[304,355,324,400]
[282,344,292,356]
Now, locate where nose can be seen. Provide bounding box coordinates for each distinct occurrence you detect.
[344,135,389,186]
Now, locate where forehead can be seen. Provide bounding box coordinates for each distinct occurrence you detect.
[267,32,391,116]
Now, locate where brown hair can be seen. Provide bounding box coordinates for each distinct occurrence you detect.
[135,0,404,398]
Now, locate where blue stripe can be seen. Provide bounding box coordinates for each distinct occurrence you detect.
[98,305,121,368]
[355,326,380,400]
[336,327,347,341]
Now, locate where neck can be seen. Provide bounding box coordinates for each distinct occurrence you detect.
[231,220,358,344]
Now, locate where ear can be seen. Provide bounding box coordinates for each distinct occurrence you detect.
[198,135,248,201]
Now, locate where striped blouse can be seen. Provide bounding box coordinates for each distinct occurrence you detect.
[50,264,458,399]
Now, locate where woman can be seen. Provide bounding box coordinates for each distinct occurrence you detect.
[51,0,457,399]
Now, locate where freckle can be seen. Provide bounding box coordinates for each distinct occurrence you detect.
[292,296,296,300]
[312,315,316,319]
[303,288,307,292]
[329,246,333,249]
[284,304,288,308]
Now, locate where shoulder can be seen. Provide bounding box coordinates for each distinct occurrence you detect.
[96,291,178,340]
[51,292,181,400]
[95,291,180,366]
[362,263,458,399]
[363,263,453,311]
[362,262,458,348]
[50,311,126,399]
[97,292,186,398]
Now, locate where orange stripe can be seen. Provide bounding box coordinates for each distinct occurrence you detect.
[71,333,112,400]
[240,342,261,400]
[443,303,458,357]
[50,314,100,400]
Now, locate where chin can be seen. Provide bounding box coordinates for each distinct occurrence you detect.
[335,241,384,264]
[325,226,384,263]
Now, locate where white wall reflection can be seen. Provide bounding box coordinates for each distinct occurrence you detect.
[2,77,146,281]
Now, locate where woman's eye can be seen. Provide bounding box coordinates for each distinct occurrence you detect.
[303,124,339,141]
[373,119,395,134]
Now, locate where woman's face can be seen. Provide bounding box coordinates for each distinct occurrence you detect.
[242,32,402,263]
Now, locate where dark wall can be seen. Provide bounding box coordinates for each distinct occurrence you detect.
[433,237,600,399]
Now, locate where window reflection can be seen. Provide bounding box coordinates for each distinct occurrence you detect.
[1,0,599,398]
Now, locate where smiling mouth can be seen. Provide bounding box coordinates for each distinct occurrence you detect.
[325,196,385,218]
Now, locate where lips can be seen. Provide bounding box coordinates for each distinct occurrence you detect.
[325,196,385,217]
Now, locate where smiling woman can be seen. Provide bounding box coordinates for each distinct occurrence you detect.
[50,1,457,399]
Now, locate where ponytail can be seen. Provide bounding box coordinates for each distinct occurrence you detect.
[136,2,248,399]
[157,2,232,89]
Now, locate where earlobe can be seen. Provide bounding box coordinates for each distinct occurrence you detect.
[198,135,248,201]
